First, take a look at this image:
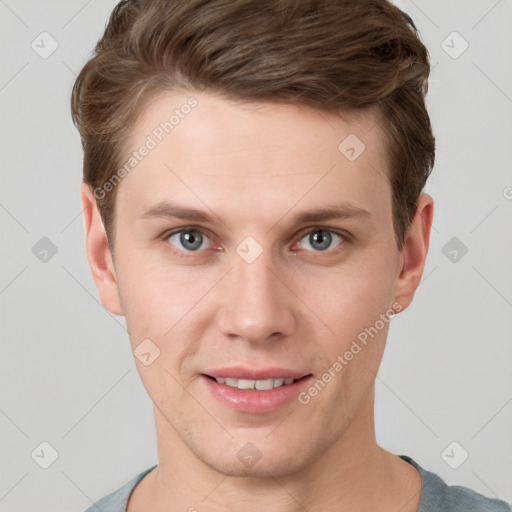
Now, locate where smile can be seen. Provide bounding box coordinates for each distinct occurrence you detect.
[209,376,297,390]
[201,373,314,413]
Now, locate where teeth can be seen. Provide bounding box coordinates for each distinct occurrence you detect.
[214,377,296,390]
[256,379,275,390]
[237,379,256,390]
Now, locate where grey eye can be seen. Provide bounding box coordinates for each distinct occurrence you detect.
[299,230,343,252]
[167,229,211,252]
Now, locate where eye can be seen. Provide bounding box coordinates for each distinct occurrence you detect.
[163,226,347,257]
[296,228,345,252]
[166,228,213,254]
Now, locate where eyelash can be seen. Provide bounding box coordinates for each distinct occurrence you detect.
[161,226,350,258]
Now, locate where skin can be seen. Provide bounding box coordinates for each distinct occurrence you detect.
[81,90,433,512]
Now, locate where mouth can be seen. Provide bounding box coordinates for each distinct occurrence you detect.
[200,371,314,413]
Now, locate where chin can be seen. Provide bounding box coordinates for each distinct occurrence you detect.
[195,439,318,479]
[202,456,304,479]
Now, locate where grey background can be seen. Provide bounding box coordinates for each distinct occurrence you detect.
[1,0,511,510]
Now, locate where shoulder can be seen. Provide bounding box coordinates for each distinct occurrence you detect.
[400,456,511,512]
[83,465,157,512]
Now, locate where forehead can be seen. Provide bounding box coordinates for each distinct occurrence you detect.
[115,90,390,226]
[130,90,385,165]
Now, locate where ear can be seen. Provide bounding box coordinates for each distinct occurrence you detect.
[80,183,124,316]
[393,193,434,312]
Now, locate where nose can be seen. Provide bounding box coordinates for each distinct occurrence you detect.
[215,247,297,345]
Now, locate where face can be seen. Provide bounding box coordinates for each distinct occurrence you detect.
[83,90,431,478]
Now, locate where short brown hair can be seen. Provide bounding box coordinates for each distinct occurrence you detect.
[71,0,435,250]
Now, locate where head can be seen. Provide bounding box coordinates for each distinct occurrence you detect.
[73,0,435,478]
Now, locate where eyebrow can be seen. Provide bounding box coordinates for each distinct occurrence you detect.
[138,200,371,226]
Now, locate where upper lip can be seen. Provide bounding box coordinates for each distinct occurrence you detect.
[204,366,311,380]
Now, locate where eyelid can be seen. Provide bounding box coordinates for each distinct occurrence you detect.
[295,225,350,243]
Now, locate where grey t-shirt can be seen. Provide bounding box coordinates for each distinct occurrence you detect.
[84,455,511,512]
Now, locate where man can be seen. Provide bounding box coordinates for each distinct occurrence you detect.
[72,0,511,510]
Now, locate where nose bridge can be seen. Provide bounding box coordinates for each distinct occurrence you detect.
[216,237,296,342]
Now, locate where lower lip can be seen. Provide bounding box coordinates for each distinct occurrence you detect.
[201,374,313,414]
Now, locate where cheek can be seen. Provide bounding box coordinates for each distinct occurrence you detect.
[117,268,203,396]
[115,261,179,345]
[306,251,396,385]
[116,259,211,368]
[307,257,394,340]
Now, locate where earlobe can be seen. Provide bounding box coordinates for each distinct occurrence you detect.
[80,183,124,316]
[393,193,434,312]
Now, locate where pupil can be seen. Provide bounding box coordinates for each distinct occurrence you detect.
[182,231,202,250]
[311,230,331,251]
